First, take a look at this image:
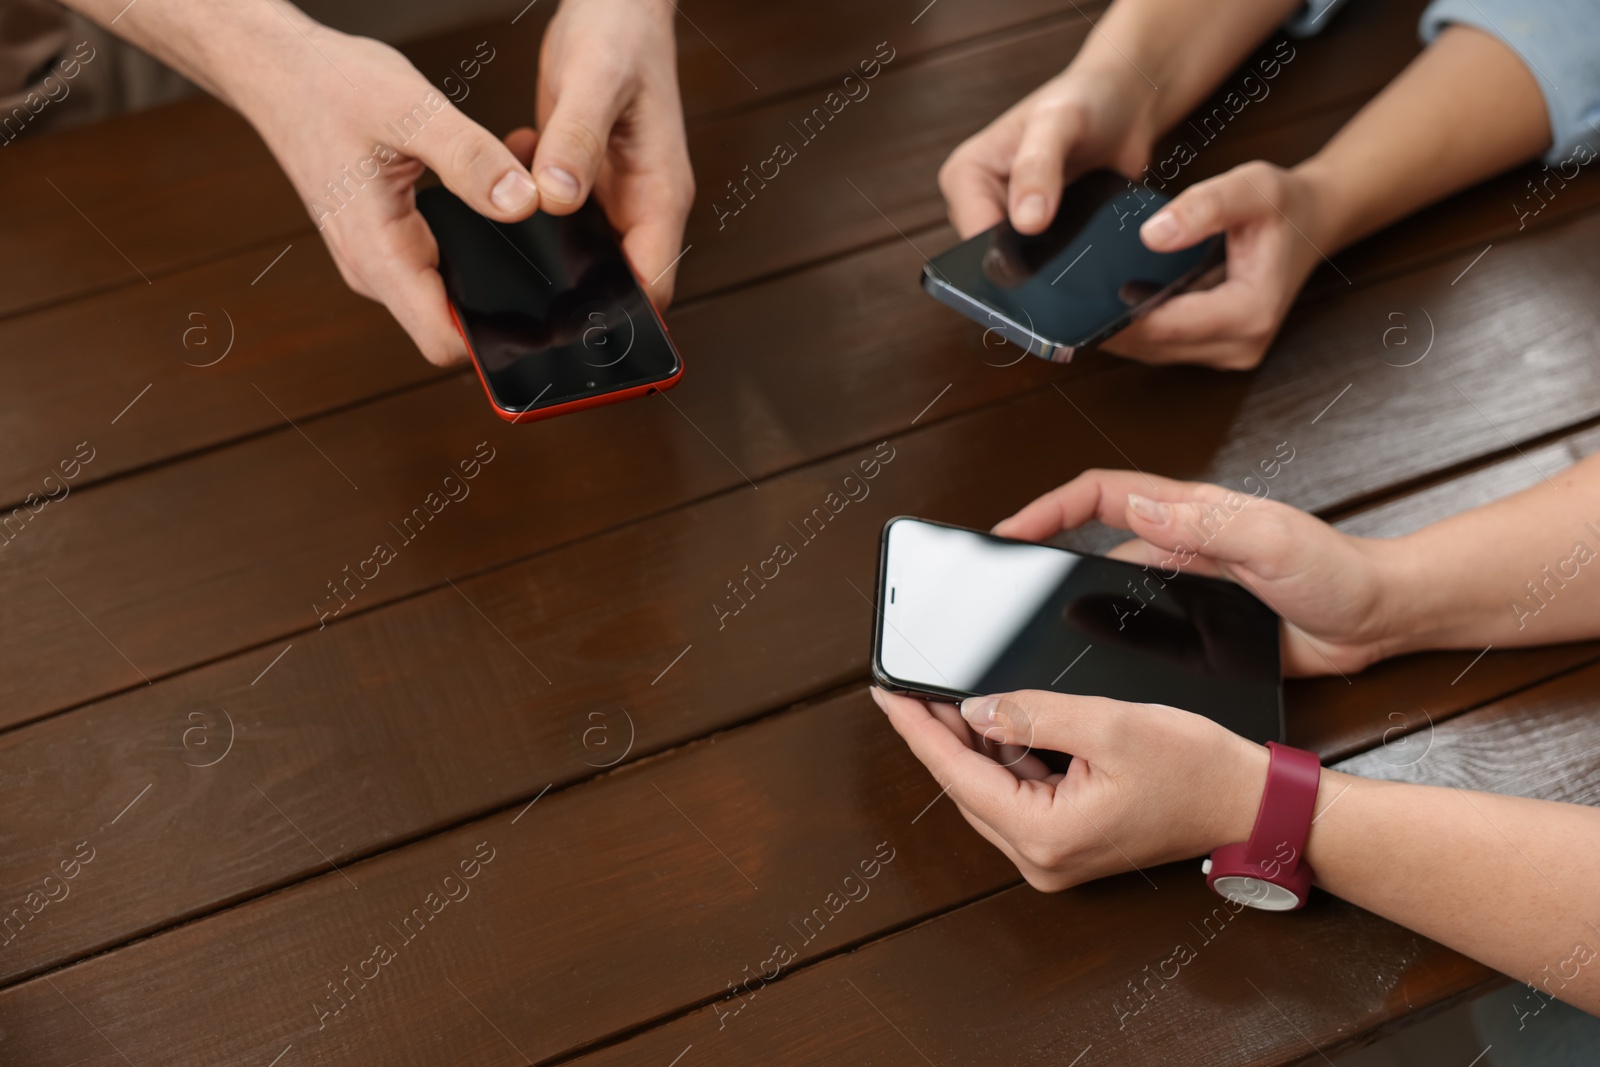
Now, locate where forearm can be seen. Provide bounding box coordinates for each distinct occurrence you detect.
[1305,770,1600,1013]
[1071,0,1301,131]
[54,0,327,114]
[1295,24,1550,251]
[1374,452,1600,655]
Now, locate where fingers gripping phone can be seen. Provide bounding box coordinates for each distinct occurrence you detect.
[417,186,683,423]
[922,169,1223,362]
[871,517,1283,745]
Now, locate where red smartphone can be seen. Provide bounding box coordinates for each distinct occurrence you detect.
[417,186,683,423]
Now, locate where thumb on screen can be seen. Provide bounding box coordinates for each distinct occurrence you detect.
[405,103,538,220]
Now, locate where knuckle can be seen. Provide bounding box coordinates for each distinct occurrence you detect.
[446,129,498,179]
[1176,187,1219,230]
[553,121,607,172]
[1031,93,1084,129]
[1242,308,1278,341]
[1016,838,1058,871]
[1022,869,1068,893]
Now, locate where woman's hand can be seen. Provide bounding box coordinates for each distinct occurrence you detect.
[872,686,1266,890]
[1102,161,1330,370]
[938,61,1158,238]
[994,469,1409,676]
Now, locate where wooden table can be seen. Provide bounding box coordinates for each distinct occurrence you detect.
[2,2,1598,1063]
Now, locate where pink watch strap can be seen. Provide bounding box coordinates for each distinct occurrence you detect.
[1243,742,1321,870]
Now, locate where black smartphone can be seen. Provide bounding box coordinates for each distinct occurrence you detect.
[922,169,1222,362]
[871,517,1283,745]
[417,186,683,424]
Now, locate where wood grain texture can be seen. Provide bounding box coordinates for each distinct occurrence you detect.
[0,689,1020,1066]
[0,0,1391,509]
[553,663,1600,1067]
[7,195,1600,733]
[1,0,1496,519]
[15,655,1597,1067]
[403,0,1105,127]
[0,98,304,318]
[5,1,1600,1062]
[0,0,1101,320]
[1294,435,1600,762]
[662,0,1420,302]
[3,315,1599,989]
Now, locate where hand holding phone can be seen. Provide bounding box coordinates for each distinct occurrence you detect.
[922,169,1222,362]
[871,516,1283,746]
[872,684,1271,893]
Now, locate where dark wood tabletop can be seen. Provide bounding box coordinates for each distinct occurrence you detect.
[3,1,1599,1064]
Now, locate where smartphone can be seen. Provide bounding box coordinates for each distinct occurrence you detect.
[922,169,1223,362]
[417,186,683,423]
[871,517,1283,745]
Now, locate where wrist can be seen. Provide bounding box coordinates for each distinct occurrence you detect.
[1291,152,1368,254]
[1303,768,1358,883]
[559,0,677,26]
[1338,533,1432,665]
[1057,51,1160,145]
[1369,524,1500,658]
[211,5,350,125]
[1212,737,1272,847]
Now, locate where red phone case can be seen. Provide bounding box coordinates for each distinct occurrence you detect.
[448,279,684,425]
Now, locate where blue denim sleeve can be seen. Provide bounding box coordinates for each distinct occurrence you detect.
[1421,0,1600,164]
[1285,0,1353,38]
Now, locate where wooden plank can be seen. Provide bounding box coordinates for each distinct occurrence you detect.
[0,1,1372,507]
[7,198,1600,729]
[0,243,435,505]
[1309,159,1600,304]
[1294,433,1600,762]
[0,98,305,318]
[0,231,1065,725]
[10,621,1598,1065]
[0,0,1107,322]
[549,662,1600,1067]
[0,0,1419,322]
[1,0,1491,514]
[2,317,1598,990]
[403,0,1104,127]
[0,689,1019,1065]
[663,0,1419,301]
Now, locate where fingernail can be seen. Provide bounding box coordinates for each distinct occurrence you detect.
[1127,493,1171,524]
[1141,211,1178,247]
[1013,193,1047,229]
[490,170,537,213]
[536,165,580,203]
[868,686,887,712]
[966,697,1030,739]
[960,696,1000,726]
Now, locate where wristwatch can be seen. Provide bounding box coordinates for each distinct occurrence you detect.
[1201,742,1322,911]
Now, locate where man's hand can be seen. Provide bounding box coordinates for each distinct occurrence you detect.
[236,27,541,367]
[62,0,691,367]
[518,0,693,307]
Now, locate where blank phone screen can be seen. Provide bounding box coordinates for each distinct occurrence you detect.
[875,518,1282,743]
[923,169,1217,352]
[417,187,680,415]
